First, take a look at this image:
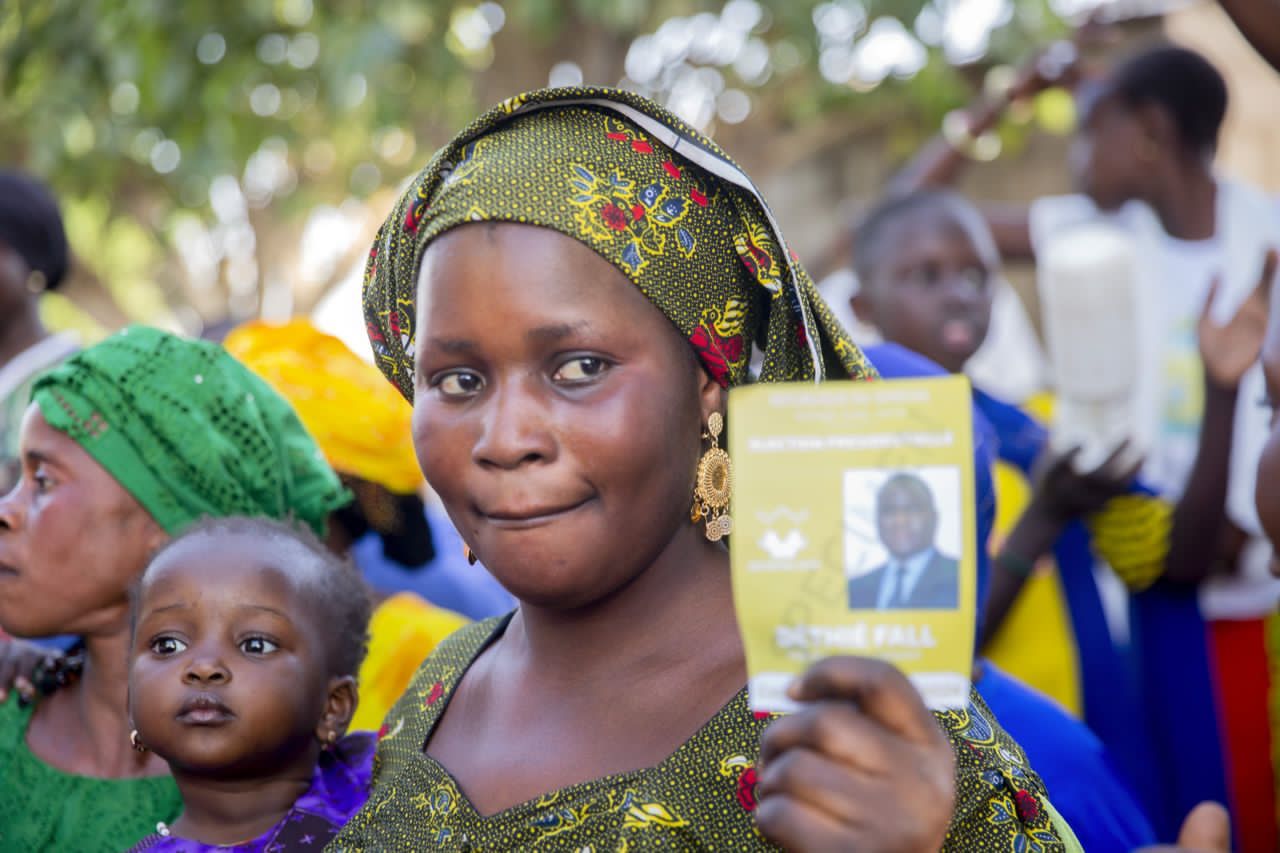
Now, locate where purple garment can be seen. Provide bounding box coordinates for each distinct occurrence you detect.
[127,732,375,852]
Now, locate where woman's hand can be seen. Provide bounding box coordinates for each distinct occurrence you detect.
[756,657,955,852]
[1199,249,1275,391]
[0,637,63,705]
[1135,801,1230,852]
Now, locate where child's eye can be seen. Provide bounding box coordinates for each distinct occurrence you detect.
[150,636,188,656]
[433,370,485,398]
[552,356,611,384]
[240,636,280,655]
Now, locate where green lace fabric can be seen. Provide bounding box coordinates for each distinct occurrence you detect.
[31,325,349,537]
[0,695,182,851]
[331,618,1078,851]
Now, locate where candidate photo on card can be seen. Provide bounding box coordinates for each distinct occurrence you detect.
[845,468,960,611]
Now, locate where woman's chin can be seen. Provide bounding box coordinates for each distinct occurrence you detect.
[491,561,632,612]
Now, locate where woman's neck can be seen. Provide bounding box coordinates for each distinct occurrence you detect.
[29,622,167,778]
[1147,160,1218,241]
[169,756,316,846]
[510,526,744,689]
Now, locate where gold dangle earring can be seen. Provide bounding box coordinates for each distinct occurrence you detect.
[691,412,733,542]
[463,543,478,566]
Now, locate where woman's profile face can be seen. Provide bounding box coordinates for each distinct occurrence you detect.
[412,222,719,608]
[0,405,166,637]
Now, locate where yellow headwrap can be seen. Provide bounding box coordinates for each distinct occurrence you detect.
[224,319,423,495]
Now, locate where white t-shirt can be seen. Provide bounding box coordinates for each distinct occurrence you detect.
[1030,182,1280,620]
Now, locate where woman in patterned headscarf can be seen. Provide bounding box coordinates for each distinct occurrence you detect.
[335,87,1080,851]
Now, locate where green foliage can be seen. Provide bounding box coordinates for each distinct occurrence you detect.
[0,0,1065,326]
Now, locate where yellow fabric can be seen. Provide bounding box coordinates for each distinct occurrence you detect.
[1087,493,1172,592]
[985,460,1084,717]
[351,592,469,732]
[223,319,423,495]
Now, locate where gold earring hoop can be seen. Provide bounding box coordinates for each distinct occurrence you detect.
[25,271,46,295]
[130,729,147,753]
[692,412,733,542]
[463,543,477,566]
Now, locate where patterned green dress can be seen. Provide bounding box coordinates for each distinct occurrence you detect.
[331,618,1080,851]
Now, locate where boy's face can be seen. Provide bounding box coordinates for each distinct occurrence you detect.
[852,211,994,374]
[128,533,339,780]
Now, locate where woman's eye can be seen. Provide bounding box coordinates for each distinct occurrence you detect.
[435,371,485,397]
[240,636,279,655]
[150,636,188,656]
[31,467,53,493]
[553,357,610,383]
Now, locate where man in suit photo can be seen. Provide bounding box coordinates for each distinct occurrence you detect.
[848,471,959,610]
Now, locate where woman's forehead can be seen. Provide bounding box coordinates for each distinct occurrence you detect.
[19,402,96,471]
[416,222,666,329]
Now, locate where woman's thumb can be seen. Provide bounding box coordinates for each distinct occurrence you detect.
[1175,801,1231,852]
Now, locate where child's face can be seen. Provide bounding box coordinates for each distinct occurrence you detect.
[853,210,994,374]
[128,534,342,778]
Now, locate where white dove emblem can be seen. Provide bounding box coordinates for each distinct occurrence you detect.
[760,529,806,560]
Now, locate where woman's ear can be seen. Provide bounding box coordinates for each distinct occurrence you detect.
[698,372,728,430]
[143,523,170,557]
[316,675,358,743]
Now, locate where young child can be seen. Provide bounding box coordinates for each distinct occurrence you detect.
[125,517,375,851]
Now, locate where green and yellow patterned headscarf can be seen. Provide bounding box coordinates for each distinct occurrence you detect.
[31,325,350,537]
[363,86,876,399]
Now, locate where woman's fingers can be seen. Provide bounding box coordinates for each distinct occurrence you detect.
[756,745,875,826]
[760,700,899,773]
[755,790,857,853]
[1175,801,1231,852]
[786,656,944,748]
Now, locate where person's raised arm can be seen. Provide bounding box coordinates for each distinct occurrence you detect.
[1163,251,1275,585]
[1218,0,1280,75]
[887,42,1089,262]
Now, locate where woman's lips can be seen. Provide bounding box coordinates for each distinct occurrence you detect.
[479,497,592,529]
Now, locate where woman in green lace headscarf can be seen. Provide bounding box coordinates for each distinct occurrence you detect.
[336,87,1080,852]
[0,326,348,852]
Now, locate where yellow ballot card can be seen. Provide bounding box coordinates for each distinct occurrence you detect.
[727,375,977,713]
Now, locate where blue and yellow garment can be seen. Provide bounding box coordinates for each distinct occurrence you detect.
[969,384,1227,842]
[866,342,1156,853]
